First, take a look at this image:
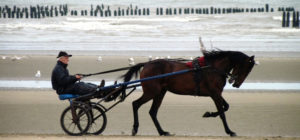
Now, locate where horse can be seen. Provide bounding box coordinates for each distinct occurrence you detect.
[122,50,256,136]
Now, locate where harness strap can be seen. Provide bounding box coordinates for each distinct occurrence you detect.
[192,57,202,95]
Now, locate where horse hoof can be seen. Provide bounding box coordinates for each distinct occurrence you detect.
[229,132,237,137]
[132,129,137,136]
[160,132,174,136]
[203,112,211,118]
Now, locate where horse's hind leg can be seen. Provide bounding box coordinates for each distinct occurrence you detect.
[149,90,171,136]
[132,93,153,136]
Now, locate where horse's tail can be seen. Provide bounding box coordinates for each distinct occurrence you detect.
[122,62,146,82]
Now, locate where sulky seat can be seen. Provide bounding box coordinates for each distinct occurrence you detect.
[59,94,79,100]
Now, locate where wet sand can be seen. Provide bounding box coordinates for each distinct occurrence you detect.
[0,90,300,137]
[0,55,300,82]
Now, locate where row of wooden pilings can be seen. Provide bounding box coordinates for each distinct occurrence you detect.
[282,11,300,28]
[0,5,68,18]
[0,3,289,19]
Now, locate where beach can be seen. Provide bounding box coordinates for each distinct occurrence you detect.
[0,55,300,139]
[1,0,300,139]
[0,90,300,137]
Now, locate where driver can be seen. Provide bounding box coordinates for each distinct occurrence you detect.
[51,51,105,95]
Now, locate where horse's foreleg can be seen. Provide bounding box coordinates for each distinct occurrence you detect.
[211,95,236,137]
[203,96,229,117]
[149,90,171,136]
[132,94,153,136]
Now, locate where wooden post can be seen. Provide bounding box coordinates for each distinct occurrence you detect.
[16,7,20,18]
[25,7,28,18]
[114,10,117,16]
[55,7,58,16]
[282,11,286,27]
[134,6,137,15]
[50,6,53,17]
[287,12,290,27]
[166,8,168,15]
[94,10,97,16]
[297,11,299,28]
[108,6,111,16]
[292,11,296,27]
[100,9,103,17]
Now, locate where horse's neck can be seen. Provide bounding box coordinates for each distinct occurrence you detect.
[211,57,233,74]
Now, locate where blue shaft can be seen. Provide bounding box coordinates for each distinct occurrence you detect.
[99,68,195,90]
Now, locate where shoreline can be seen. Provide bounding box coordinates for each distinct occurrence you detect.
[1,50,300,58]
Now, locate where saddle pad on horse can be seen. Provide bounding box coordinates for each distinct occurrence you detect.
[186,56,206,68]
[59,94,79,100]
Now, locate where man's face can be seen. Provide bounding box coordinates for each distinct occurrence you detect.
[59,56,69,64]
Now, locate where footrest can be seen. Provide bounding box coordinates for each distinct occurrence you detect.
[59,94,79,100]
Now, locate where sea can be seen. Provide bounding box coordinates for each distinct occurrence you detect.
[0,0,300,89]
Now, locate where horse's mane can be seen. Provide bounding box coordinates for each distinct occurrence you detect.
[203,50,249,65]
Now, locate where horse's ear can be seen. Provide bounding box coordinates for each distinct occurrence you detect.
[250,55,255,60]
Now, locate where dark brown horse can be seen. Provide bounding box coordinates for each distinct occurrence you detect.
[122,50,255,136]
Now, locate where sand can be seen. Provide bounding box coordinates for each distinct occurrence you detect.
[0,55,300,82]
[0,55,300,139]
[0,134,299,140]
[0,90,300,137]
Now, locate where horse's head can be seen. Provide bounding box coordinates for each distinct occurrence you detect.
[229,55,255,88]
[203,50,256,88]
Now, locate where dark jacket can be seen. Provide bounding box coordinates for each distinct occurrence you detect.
[51,61,78,94]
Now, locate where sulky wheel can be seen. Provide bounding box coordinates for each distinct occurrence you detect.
[87,104,107,135]
[60,104,91,136]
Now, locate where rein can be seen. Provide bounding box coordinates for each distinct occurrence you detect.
[77,66,132,78]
